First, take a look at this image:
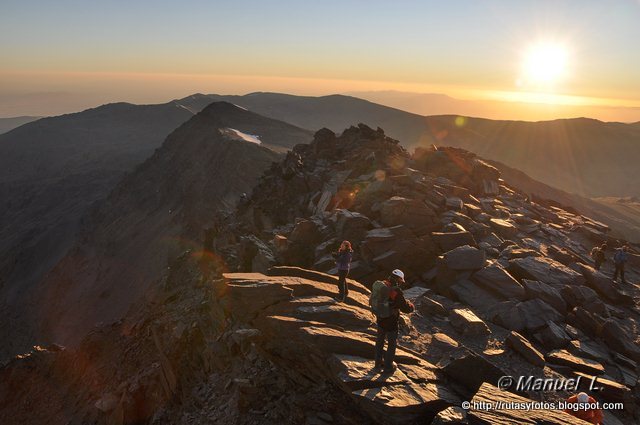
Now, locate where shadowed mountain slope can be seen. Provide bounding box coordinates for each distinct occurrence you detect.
[1,103,293,357]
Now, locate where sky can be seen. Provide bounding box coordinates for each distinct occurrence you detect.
[2,0,640,120]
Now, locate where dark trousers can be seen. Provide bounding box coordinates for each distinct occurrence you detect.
[375,326,398,369]
[614,263,625,283]
[594,260,603,271]
[337,269,349,299]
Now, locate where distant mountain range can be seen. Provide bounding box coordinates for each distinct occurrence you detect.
[347,90,640,123]
[178,93,640,199]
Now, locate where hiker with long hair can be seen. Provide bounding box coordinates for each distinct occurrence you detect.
[334,240,353,302]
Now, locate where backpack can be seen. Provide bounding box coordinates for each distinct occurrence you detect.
[591,247,604,262]
[369,280,392,318]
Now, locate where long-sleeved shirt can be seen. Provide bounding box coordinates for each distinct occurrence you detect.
[335,250,353,271]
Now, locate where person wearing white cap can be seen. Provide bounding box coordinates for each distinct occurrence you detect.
[564,392,603,424]
[370,269,414,373]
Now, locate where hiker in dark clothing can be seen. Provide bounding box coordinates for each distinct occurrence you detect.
[591,242,607,271]
[613,245,632,284]
[334,240,353,302]
[372,269,414,373]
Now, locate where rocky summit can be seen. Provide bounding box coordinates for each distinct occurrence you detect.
[1,123,639,424]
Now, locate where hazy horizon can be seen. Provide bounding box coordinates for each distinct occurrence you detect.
[3,89,640,124]
[2,0,640,121]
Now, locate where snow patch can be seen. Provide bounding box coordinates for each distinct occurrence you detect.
[219,128,262,145]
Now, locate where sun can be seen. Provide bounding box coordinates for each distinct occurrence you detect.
[522,42,567,86]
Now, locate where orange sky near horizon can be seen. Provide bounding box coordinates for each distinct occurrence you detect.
[2,0,640,121]
[2,70,639,122]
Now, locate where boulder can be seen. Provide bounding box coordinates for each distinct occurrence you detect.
[488,299,563,333]
[613,353,637,371]
[372,250,405,271]
[471,263,525,300]
[289,218,322,244]
[351,382,459,425]
[446,197,464,210]
[449,279,501,314]
[580,263,632,304]
[449,308,490,336]
[431,231,477,253]
[443,222,467,233]
[284,219,324,266]
[360,227,437,274]
[240,235,277,273]
[534,322,570,349]
[506,331,545,367]
[443,245,485,271]
[488,218,518,239]
[467,382,593,424]
[314,254,336,271]
[572,372,631,403]
[418,296,448,317]
[508,256,585,286]
[440,350,506,394]
[464,203,482,217]
[335,209,372,242]
[600,319,640,362]
[328,354,411,391]
[547,244,577,265]
[426,333,460,358]
[567,339,610,364]
[481,233,503,248]
[355,179,395,213]
[521,279,567,313]
[499,245,540,260]
[545,349,605,375]
[221,274,294,321]
[567,307,605,337]
[380,196,439,234]
[402,286,430,302]
[618,366,639,389]
[266,266,368,294]
[293,303,373,330]
[363,225,415,244]
[560,285,598,309]
[431,406,468,424]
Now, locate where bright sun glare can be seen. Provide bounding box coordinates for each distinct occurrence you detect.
[522,43,567,86]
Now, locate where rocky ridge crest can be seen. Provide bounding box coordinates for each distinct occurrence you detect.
[2,124,639,424]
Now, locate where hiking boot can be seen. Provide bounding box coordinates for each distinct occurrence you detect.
[382,365,397,374]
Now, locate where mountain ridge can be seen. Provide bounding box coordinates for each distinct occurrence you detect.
[25,103,286,352]
[174,92,640,198]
